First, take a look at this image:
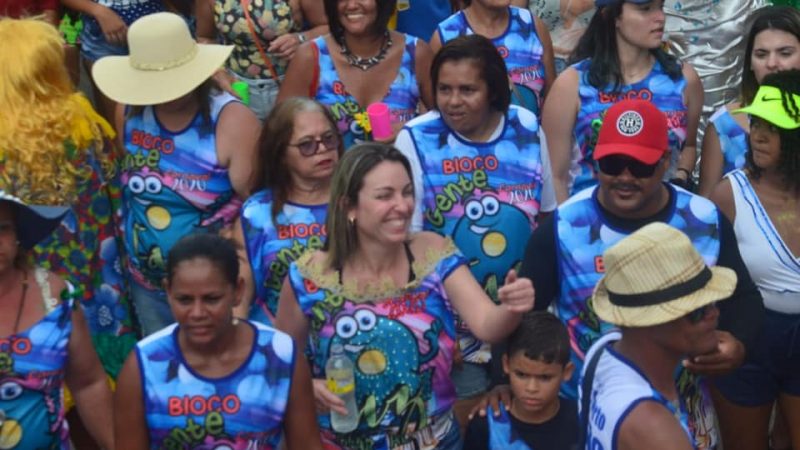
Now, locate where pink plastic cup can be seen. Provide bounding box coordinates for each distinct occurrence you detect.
[366,102,393,140]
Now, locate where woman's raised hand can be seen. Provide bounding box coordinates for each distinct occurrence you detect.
[497,269,534,314]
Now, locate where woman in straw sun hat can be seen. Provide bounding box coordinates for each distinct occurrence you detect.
[93,12,261,336]
[582,222,737,450]
[0,190,114,449]
[709,69,800,450]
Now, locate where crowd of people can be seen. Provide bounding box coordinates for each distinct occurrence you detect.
[0,0,798,449]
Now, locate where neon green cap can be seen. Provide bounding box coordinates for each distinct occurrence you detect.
[734,85,800,130]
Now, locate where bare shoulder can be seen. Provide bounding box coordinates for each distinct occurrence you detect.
[681,62,701,84]
[710,177,735,221]
[617,401,693,450]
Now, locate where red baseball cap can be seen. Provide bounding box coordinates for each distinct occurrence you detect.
[593,99,668,165]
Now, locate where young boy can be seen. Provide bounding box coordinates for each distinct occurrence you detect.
[464,312,578,450]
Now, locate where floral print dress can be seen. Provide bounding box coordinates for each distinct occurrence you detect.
[214,0,296,80]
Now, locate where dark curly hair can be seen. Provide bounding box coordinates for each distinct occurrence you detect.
[745,70,800,190]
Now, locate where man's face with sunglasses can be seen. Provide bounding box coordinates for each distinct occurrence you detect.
[595,153,669,219]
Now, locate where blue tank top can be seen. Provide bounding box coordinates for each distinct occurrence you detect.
[709,107,747,175]
[555,184,720,397]
[313,35,420,149]
[571,58,688,194]
[437,7,546,115]
[241,189,328,325]
[137,321,294,449]
[0,270,73,450]
[405,106,545,363]
[121,94,243,290]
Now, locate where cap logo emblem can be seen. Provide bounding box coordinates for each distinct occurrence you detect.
[617,111,644,136]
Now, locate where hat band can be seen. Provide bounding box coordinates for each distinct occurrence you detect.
[608,266,712,307]
[130,44,198,71]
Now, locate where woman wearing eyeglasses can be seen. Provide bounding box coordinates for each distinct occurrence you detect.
[233,98,343,325]
[709,70,800,450]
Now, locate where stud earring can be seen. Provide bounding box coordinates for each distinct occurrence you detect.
[348,216,356,225]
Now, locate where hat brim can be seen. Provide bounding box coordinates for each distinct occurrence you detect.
[0,198,69,249]
[591,265,736,327]
[734,105,800,130]
[593,142,665,165]
[92,44,233,106]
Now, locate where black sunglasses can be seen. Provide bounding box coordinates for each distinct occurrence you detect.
[288,131,340,157]
[687,302,716,324]
[597,155,661,178]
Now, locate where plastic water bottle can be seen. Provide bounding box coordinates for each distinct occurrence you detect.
[325,344,358,433]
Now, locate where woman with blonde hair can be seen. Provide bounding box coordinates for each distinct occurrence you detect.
[0,17,135,387]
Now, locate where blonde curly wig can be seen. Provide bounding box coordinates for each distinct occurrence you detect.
[0,17,115,205]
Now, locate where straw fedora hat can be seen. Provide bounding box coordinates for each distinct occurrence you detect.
[92,12,233,106]
[592,223,737,327]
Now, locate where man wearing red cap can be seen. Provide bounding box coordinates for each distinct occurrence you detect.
[517,99,764,449]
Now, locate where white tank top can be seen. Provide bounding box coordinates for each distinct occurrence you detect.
[728,170,800,314]
[580,332,694,449]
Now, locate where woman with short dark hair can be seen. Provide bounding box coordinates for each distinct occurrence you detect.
[395,34,555,428]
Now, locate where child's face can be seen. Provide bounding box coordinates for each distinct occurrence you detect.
[503,352,574,415]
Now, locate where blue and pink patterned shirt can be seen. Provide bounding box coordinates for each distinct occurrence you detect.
[241,190,328,325]
[137,321,294,449]
[287,241,465,449]
[121,93,243,291]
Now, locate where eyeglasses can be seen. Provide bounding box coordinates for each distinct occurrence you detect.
[687,302,716,324]
[597,155,661,178]
[288,131,340,157]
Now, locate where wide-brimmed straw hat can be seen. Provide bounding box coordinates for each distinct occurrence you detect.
[592,223,736,327]
[0,191,69,249]
[734,85,800,130]
[92,12,233,106]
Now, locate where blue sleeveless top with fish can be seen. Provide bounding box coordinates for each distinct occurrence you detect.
[137,321,294,449]
[287,241,465,449]
[403,106,544,363]
[709,107,747,175]
[0,270,74,450]
[121,93,243,290]
[241,189,328,325]
[555,184,720,397]
[437,6,546,115]
[312,35,420,149]
[571,58,688,194]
